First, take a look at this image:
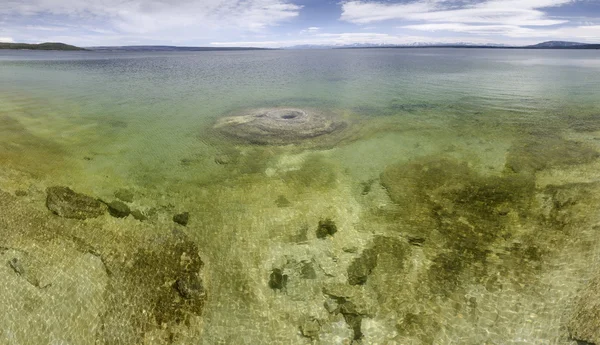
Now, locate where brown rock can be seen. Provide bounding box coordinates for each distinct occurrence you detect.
[46,186,106,219]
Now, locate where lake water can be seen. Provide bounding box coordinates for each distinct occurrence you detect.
[1,48,600,344]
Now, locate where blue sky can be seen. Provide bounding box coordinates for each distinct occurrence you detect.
[1,0,599,47]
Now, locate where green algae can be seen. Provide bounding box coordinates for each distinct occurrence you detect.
[347,235,409,286]
[380,156,542,298]
[281,154,338,191]
[505,134,599,173]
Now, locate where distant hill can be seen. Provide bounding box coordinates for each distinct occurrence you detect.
[292,40,599,50]
[0,42,86,51]
[528,41,585,48]
[527,41,600,49]
[87,46,272,52]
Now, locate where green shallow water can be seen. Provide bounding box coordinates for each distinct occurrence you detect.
[1,48,600,344]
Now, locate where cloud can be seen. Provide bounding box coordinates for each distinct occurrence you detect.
[341,0,573,26]
[300,26,321,34]
[0,37,14,43]
[211,31,505,47]
[339,0,600,43]
[1,0,301,37]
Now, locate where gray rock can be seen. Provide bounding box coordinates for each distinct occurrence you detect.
[324,298,340,314]
[46,186,107,219]
[107,201,130,218]
[569,275,600,344]
[173,212,190,226]
[114,189,134,203]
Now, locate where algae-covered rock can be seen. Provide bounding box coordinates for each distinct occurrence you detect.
[46,186,107,219]
[568,274,600,344]
[300,317,321,339]
[114,188,134,203]
[130,209,147,221]
[107,200,130,218]
[173,212,190,226]
[348,247,378,286]
[506,135,599,173]
[316,218,337,239]
[348,236,409,286]
[275,195,292,207]
[268,268,288,290]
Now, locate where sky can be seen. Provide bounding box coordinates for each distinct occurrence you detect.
[1,0,599,47]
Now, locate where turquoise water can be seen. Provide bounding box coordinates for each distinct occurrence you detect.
[1,48,600,344]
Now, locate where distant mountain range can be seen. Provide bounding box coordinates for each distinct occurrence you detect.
[292,41,600,50]
[1,41,598,51]
[87,45,270,51]
[527,41,600,49]
[0,42,86,51]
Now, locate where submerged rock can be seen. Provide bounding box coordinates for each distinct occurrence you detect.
[107,200,130,218]
[568,274,600,344]
[316,218,337,239]
[347,236,409,286]
[268,268,288,290]
[214,107,347,145]
[173,212,190,226]
[46,186,107,219]
[114,188,134,203]
[347,248,378,286]
[300,317,321,339]
[130,209,147,221]
[8,257,24,275]
[275,195,292,207]
[175,274,205,300]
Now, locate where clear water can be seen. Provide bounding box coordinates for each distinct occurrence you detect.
[1,48,600,344]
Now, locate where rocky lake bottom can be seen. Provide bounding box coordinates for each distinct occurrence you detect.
[2,48,600,345]
[3,98,600,345]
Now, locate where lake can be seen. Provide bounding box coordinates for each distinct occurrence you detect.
[1,48,600,344]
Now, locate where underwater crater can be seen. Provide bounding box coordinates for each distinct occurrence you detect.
[214,107,348,145]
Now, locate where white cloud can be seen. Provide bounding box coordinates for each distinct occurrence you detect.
[300,26,321,34]
[341,0,573,26]
[211,32,506,47]
[340,0,600,43]
[1,0,301,35]
[403,20,600,41]
[0,37,14,43]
